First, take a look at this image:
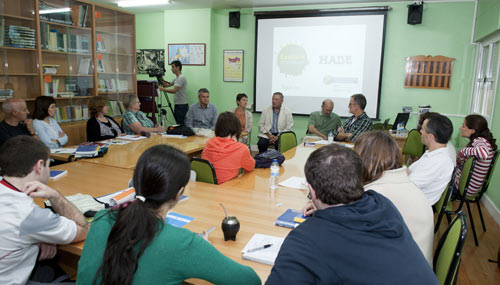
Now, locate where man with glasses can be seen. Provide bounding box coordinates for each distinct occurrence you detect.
[333,94,372,142]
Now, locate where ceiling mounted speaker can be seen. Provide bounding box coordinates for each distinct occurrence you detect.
[229,11,240,28]
[408,3,423,25]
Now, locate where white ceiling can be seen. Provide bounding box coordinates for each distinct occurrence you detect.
[89,0,469,13]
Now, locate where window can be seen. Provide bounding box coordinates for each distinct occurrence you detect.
[471,36,500,122]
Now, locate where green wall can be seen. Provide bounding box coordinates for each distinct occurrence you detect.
[474,0,500,41]
[136,1,500,213]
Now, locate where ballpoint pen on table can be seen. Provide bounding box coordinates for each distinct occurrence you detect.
[247,244,272,253]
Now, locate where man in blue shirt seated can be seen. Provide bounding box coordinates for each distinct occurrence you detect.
[266,144,438,284]
[185,88,218,131]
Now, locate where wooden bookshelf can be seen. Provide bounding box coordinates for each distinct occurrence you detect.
[0,0,136,135]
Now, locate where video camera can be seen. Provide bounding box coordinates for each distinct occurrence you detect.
[147,68,165,84]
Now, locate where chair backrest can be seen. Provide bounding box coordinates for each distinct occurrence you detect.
[434,167,457,213]
[434,212,468,285]
[279,131,297,153]
[402,129,425,158]
[372,123,384,130]
[457,157,476,197]
[190,158,218,184]
[476,150,499,200]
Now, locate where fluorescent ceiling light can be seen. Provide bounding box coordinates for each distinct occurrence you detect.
[39,7,71,14]
[117,0,170,7]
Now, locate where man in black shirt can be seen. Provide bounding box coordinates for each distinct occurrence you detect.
[0,98,36,147]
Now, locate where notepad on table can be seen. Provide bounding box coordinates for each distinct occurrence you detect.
[49,170,67,180]
[275,209,309,229]
[166,212,193,228]
[45,193,105,214]
[242,233,285,265]
[118,135,147,141]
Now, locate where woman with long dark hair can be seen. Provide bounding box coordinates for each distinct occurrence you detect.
[77,145,260,284]
[455,114,497,196]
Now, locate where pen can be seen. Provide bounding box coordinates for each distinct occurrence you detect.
[198,226,215,237]
[247,244,272,253]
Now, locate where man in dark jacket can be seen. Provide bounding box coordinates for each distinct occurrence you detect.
[266,144,438,284]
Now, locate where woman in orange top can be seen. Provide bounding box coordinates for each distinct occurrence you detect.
[202,112,255,184]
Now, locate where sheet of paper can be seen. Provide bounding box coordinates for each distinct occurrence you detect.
[162,134,187,139]
[333,142,354,148]
[279,176,308,190]
[46,193,104,214]
[107,139,132,145]
[242,233,285,265]
[314,140,330,145]
[51,148,77,154]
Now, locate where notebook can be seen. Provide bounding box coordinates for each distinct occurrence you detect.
[275,209,308,229]
[49,170,67,180]
[166,212,194,228]
[242,233,285,265]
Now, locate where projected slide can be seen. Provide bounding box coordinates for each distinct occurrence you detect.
[255,13,386,118]
[272,25,365,99]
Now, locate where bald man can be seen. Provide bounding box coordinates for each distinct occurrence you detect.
[306,99,341,140]
[0,98,36,147]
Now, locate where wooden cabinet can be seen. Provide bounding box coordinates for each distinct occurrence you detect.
[0,0,135,136]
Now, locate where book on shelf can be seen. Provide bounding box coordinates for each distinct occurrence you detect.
[107,100,125,117]
[41,26,90,54]
[97,59,105,72]
[96,36,106,52]
[42,64,59,74]
[118,80,129,92]
[55,105,89,123]
[44,79,59,97]
[78,58,91,74]
[99,79,121,92]
[0,89,14,98]
[69,4,89,28]
[39,1,74,26]
[5,25,36,48]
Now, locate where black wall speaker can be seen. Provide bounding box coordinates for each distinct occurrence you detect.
[408,3,423,25]
[229,11,240,28]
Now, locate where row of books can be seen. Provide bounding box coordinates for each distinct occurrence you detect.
[39,1,89,27]
[54,105,90,123]
[40,23,89,53]
[107,100,126,117]
[98,79,129,92]
[3,24,36,48]
[0,89,13,99]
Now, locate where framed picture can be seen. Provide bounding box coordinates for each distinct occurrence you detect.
[168,43,206,66]
[223,50,244,82]
[136,49,165,74]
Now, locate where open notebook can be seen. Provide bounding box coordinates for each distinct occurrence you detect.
[241,233,285,265]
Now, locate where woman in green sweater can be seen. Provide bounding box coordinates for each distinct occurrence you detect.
[77,145,260,285]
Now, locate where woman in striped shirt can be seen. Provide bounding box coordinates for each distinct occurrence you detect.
[455,115,497,196]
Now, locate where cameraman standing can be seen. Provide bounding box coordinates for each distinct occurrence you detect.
[159,60,188,125]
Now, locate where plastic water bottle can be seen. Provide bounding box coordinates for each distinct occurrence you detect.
[269,159,280,190]
[397,123,404,137]
[328,131,333,144]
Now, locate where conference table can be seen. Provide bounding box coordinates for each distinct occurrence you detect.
[46,143,319,282]
[51,134,209,169]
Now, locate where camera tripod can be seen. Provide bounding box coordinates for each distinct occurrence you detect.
[156,85,176,127]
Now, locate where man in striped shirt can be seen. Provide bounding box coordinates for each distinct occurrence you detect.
[333,94,372,142]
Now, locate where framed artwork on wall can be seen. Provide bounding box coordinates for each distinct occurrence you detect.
[168,43,206,66]
[136,49,165,74]
[223,49,244,82]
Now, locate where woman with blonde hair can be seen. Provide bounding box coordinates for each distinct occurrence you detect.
[86,95,123,141]
[121,94,165,135]
[354,130,434,264]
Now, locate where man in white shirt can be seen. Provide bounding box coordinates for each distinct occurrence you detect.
[0,136,89,284]
[257,92,294,153]
[407,114,454,205]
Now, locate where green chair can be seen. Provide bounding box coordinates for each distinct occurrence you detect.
[433,168,457,233]
[434,212,468,285]
[373,123,384,130]
[278,131,297,153]
[190,158,218,184]
[402,129,425,165]
[462,150,499,246]
[440,157,478,244]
